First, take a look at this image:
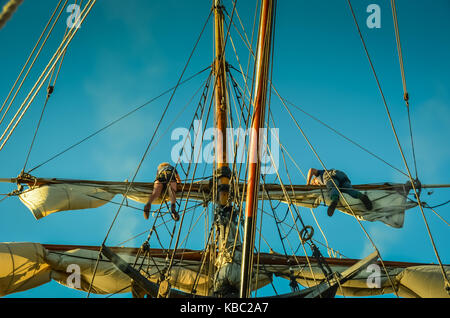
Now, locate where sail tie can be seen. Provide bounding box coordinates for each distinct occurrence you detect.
[310,243,334,281]
[289,275,299,292]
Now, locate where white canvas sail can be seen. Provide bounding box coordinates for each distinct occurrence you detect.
[0,242,269,297]
[16,179,416,228]
[1,242,448,298]
[270,262,450,298]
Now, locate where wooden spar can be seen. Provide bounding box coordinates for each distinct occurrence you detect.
[41,244,444,269]
[100,245,160,297]
[213,0,230,207]
[240,0,275,298]
[3,176,449,191]
[100,245,200,298]
[303,251,379,298]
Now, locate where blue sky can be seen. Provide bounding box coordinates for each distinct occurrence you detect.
[0,0,449,298]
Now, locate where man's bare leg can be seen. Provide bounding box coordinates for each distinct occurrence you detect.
[168,182,179,221]
[144,182,163,219]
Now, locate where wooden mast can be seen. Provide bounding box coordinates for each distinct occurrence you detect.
[240,0,275,298]
[212,0,237,297]
[213,0,230,208]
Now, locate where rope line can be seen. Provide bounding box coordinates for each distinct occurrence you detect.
[162,1,241,293]
[21,7,77,173]
[284,98,410,179]
[274,76,400,296]
[22,87,52,172]
[86,6,213,297]
[390,0,418,180]
[347,0,449,292]
[163,69,215,278]
[226,6,338,290]
[0,0,94,151]
[226,9,340,290]
[27,66,210,173]
[426,206,450,227]
[0,0,65,124]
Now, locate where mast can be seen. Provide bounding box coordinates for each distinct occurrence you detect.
[240,0,275,298]
[213,0,230,207]
[212,0,237,297]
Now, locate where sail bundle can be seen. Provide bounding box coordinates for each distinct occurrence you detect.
[272,262,450,298]
[0,242,270,297]
[271,183,417,228]
[17,179,205,220]
[1,242,448,298]
[16,178,416,228]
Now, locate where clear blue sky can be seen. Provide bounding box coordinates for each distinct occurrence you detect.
[0,0,449,298]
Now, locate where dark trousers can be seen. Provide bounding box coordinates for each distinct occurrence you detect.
[323,170,362,202]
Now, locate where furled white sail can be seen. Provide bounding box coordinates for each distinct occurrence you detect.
[18,181,205,220]
[1,242,448,298]
[0,242,50,296]
[267,262,450,298]
[273,184,416,228]
[0,242,269,297]
[19,184,116,220]
[16,179,415,228]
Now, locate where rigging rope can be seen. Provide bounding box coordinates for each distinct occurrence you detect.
[0,0,94,152]
[261,181,306,288]
[228,16,298,274]
[274,80,401,297]
[228,39,367,265]
[21,0,79,172]
[26,66,210,173]
[122,68,214,248]
[162,70,215,278]
[21,85,53,172]
[424,199,450,210]
[0,0,63,121]
[347,0,450,293]
[86,6,214,297]
[276,138,336,258]
[390,0,419,180]
[284,98,410,179]
[226,69,253,264]
[226,22,341,293]
[163,2,241,295]
[258,122,322,288]
[225,10,335,292]
[424,204,450,227]
[0,0,66,127]
[229,63,410,180]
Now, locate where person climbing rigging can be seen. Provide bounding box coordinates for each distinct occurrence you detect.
[306,168,373,217]
[144,162,181,221]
